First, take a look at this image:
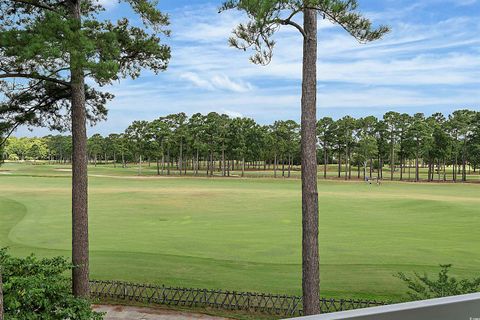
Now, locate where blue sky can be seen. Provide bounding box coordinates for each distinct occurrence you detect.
[17,0,480,136]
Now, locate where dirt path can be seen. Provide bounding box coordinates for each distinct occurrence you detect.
[93,305,232,320]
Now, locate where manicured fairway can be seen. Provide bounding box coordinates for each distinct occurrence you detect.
[1,162,479,301]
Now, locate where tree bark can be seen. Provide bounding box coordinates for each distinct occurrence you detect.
[399,153,403,181]
[195,149,199,176]
[288,155,292,178]
[69,0,89,298]
[390,133,394,181]
[337,151,341,178]
[301,8,320,315]
[274,152,277,178]
[167,149,170,175]
[242,156,245,177]
[323,148,327,179]
[222,145,226,176]
[179,139,183,176]
[369,158,373,178]
[138,155,142,175]
[415,149,419,182]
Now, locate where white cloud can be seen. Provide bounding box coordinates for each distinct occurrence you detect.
[180,72,214,90]
[221,109,244,118]
[180,72,254,93]
[95,0,117,9]
[211,75,254,92]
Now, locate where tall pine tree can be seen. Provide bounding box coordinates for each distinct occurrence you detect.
[0,0,170,297]
[220,0,388,314]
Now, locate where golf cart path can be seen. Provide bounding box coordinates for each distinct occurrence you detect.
[93,305,232,320]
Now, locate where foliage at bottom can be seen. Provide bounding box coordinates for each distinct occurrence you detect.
[396,264,480,300]
[0,248,103,319]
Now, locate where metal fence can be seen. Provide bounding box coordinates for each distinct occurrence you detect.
[90,280,388,317]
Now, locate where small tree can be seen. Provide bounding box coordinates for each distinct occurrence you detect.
[317,117,335,179]
[125,121,151,175]
[396,265,480,301]
[0,249,102,319]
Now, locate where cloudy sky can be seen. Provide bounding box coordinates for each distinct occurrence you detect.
[17,0,480,136]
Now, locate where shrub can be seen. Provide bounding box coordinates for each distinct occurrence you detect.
[0,248,103,319]
[396,264,480,300]
[7,154,19,161]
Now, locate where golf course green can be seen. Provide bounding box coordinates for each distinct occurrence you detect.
[1,162,479,301]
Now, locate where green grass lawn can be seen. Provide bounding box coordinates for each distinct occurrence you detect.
[1,162,479,302]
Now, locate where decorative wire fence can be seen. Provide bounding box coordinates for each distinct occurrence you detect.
[90,280,388,317]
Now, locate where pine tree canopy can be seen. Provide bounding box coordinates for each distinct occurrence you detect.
[220,0,389,64]
[0,0,171,138]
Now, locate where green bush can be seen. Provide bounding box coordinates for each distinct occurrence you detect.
[396,264,480,300]
[0,248,103,319]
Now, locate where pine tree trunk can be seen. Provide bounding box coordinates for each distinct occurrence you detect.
[288,155,292,178]
[364,162,367,180]
[348,152,352,180]
[210,152,213,176]
[167,150,170,175]
[369,158,373,178]
[301,8,320,315]
[415,150,419,182]
[69,0,89,298]
[242,157,245,177]
[138,155,142,175]
[378,156,381,179]
[180,140,183,176]
[323,148,327,179]
[337,152,341,178]
[222,146,225,176]
[390,135,394,181]
[274,152,277,178]
[443,159,447,181]
[195,149,199,176]
[161,152,165,175]
[408,159,411,180]
[206,152,210,176]
[156,158,160,175]
[400,154,403,181]
[454,155,457,182]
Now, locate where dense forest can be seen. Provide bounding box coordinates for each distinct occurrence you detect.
[3,109,480,182]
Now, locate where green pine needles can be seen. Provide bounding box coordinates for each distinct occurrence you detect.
[0,0,171,137]
[220,0,389,64]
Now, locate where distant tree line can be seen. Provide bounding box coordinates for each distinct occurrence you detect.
[4,109,480,182]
